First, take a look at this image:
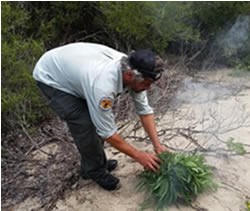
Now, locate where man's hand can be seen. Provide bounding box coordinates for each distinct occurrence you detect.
[139,114,172,156]
[154,144,171,155]
[135,151,161,173]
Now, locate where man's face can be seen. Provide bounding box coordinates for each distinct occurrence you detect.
[130,77,154,93]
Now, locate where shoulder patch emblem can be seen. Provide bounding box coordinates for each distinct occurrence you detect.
[99,97,113,111]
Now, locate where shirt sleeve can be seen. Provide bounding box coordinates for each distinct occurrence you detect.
[130,90,154,115]
[85,87,118,139]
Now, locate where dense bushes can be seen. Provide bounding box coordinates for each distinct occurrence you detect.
[1,2,103,132]
[100,2,200,52]
[1,2,250,134]
[1,2,47,132]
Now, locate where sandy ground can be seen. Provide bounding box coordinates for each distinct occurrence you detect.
[13,69,250,211]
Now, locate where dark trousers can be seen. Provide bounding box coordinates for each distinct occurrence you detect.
[36,81,107,178]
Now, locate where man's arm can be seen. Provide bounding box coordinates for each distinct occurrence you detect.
[139,114,169,154]
[105,132,161,172]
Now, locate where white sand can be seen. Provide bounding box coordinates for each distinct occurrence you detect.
[13,69,250,211]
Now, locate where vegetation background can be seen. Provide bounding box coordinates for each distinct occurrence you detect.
[2,1,250,135]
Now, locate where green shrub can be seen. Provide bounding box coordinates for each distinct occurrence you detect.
[1,39,52,131]
[99,2,199,52]
[246,200,250,211]
[226,137,246,155]
[137,152,217,210]
[1,2,51,132]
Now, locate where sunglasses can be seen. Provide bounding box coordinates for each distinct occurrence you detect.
[137,68,163,81]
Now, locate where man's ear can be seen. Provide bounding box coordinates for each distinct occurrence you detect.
[123,70,134,83]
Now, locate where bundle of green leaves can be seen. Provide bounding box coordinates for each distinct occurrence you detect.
[137,152,217,210]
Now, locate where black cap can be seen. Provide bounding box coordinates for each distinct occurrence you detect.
[129,49,163,80]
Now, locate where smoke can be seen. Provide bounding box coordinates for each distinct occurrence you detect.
[173,77,238,105]
[203,15,250,70]
[219,15,250,52]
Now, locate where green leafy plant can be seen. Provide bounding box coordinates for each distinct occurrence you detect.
[226,137,246,155]
[246,200,250,211]
[137,152,217,210]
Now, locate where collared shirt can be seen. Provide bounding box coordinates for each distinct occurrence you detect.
[33,42,153,138]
